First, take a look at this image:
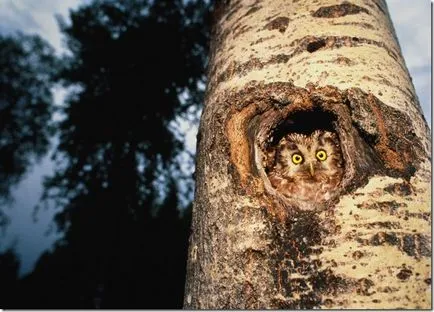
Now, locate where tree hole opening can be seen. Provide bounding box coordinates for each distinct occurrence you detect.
[261,108,345,210]
[267,108,338,148]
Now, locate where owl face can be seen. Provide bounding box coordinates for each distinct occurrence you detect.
[267,130,343,207]
[275,130,343,182]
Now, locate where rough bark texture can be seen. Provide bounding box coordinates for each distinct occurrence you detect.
[184,0,431,309]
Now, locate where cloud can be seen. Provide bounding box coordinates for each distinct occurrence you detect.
[386,0,431,124]
[0,0,83,54]
[387,0,430,68]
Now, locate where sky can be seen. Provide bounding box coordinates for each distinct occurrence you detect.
[387,0,431,121]
[0,0,431,276]
[0,0,85,275]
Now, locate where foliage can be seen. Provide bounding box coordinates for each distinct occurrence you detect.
[0,249,20,308]
[7,0,211,308]
[0,33,57,206]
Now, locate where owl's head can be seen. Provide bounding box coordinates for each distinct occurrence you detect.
[276,130,343,181]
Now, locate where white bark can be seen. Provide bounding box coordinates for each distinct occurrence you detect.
[184,0,431,308]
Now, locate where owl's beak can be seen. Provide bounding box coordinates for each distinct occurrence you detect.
[309,162,315,176]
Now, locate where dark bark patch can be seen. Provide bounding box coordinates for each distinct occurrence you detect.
[242,281,257,309]
[312,2,370,18]
[372,0,387,15]
[369,232,400,246]
[356,278,375,296]
[233,24,253,39]
[310,268,351,296]
[287,35,401,64]
[209,23,231,62]
[251,35,276,46]
[264,16,290,33]
[242,5,261,18]
[416,234,431,257]
[332,22,375,29]
[396,268,412,280]
[217,58,264,86]
[211,0,231,25]
[274,293,322,309]
[323,298,334,307]
[369,76,416,100]
[215,55,291,90]
[345,88,425,179]
[404,211,430,221]
[231,20,243,35]
[269,209,356,308]
[362,221,401,230]
[352,250,364,260]
[223,0,243,22]
[268,53,290,65]
[307,39,326,53]
[333,56,356,66]
[264,12,280,22]
[357,232,431,259]
[378,286,399,293]
[356,200,405,215]
[284,277,310,292]
[383,182,413,196]
[402,235,416,257]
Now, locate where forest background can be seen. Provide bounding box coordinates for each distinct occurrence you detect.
[0,0,430,308]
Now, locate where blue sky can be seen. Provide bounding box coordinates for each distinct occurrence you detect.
[0,0,431,275]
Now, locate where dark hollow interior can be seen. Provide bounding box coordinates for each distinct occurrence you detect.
[268,108,338,147]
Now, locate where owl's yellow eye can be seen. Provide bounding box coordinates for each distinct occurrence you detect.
[316,150,327,161]
[291,153,303,164]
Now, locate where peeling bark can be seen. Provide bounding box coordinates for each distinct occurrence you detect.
[184,0,430,309]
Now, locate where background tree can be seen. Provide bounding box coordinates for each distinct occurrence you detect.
[4,0,211,308]
[0,249,20,307]
[0,33,57,219]
[184,0,430,309]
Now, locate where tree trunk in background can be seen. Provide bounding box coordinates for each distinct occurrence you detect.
[184,0,431,309]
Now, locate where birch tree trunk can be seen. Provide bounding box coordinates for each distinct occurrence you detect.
[184,0,431,309]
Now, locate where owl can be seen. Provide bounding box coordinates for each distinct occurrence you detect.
[267,130,343,208]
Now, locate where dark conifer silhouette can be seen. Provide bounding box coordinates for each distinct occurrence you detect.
[0,249,20,307]
[4,0,211,308]
[0,34,57,207]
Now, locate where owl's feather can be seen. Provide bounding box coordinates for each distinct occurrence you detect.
[268,130,343,208]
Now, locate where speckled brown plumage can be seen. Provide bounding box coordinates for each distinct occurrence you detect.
[268,130,343,209]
